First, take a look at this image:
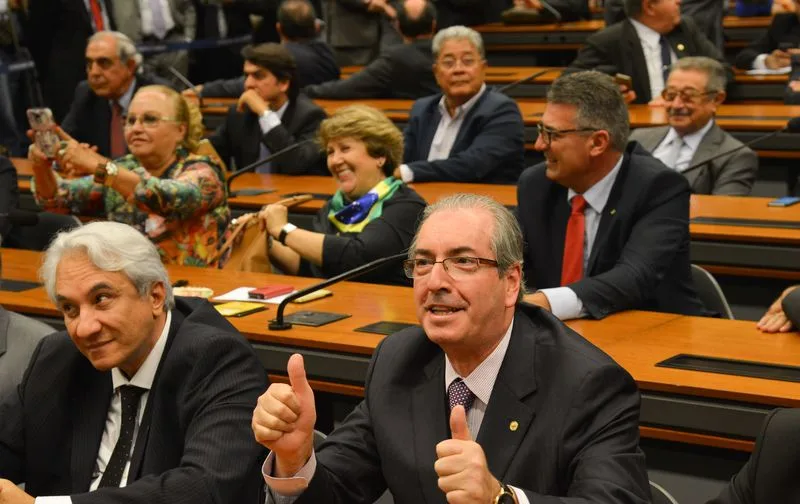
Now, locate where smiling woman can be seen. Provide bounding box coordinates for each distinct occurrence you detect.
[259,105,426,285]
[28,85,231,268]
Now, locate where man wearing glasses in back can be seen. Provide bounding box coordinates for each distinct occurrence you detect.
[516,70,708,321]
[629,57,758,196]
[253,193,650,504]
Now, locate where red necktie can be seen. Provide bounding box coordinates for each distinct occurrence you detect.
[89,0,105,31]
[561,195,587,286]
[110,101,126,159]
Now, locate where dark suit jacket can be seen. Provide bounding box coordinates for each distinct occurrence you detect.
[567,18,731,104]
[603,0,725,48]
[293,304,650,504]
[708,408,800,504]
[286,40,341,88]
[61,74,169,159]
[0,155,18,240]
[210,94,326,174]
[0,297,267,503]
[433,0,509,28]
[516,142,708,319]
[783,287,800,328]
[628,123,758,196]
[735,14,800,69]
[403,89,525,183]
[305,40,438,100]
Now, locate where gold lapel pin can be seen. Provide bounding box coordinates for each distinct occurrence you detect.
[610,209,617,216]
[509,421,519,432]
[677,43,685,52]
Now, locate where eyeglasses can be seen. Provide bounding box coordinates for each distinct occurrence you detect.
[660,88,717,103]
[122,113,179,129]
[403,256,499,279]
[437,57,480,70]
[536,122,599,146]
[85,57,118,71]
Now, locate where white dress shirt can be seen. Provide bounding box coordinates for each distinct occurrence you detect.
[137,0,176,39]
[36,311,173,504]
[539,156,624,320]
[651,119,714,172]
[630,19,677,101]
[256,99,290,170]
[262,321,532,504]
[398,84,487,182]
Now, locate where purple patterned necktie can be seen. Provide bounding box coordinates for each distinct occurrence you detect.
[448,378,475,413]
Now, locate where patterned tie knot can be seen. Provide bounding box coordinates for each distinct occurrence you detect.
[448,378,475,413]
[570,194,587,215]
[119,385,146,411]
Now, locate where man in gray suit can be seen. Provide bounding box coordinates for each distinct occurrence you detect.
[0,306,53,400]
[629,57,757,196]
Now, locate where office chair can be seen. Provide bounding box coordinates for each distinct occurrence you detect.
[691,264,735,319]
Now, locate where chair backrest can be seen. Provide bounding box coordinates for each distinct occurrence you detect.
[650,480,679,504]
[691,264,735,320]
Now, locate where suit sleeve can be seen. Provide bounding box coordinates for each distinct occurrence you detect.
[263,106,326,175]
[519,364,650,504]
[304,56,394,99]
[711,148,758,196]
[782,287,800,328]
[209,108,235,167]
[0,156,19,240]
[72,333,267,504]
[60,87,84,139]
[201,77,245,98]
[570,170,691,319]
[565,36,617,75]
[734,20,781,69]
[406,99,525,183]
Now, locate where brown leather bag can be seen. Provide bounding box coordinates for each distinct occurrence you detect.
[213,194,313,272]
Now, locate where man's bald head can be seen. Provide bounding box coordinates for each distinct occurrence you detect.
[397,0,436,38]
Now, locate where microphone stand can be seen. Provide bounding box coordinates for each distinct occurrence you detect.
[227,138,317,197]
[269,252,408,330]
[497,68,554,95]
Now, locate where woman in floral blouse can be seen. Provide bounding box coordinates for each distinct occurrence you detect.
[29,85,229,267]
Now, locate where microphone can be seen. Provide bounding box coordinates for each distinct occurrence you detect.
[497,68,553,94]
[0,210,40,226]
[269,252,407,330]
[226,138,317,197]
[682,117,800,174]
[167,66,205,109]
[539,0,563,22]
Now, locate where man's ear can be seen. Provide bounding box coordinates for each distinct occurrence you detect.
[149,281,167,316]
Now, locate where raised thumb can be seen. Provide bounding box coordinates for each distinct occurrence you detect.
[449,405,471,441]
[287,353,311,395]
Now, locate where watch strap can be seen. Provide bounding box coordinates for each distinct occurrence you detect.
[278,223,297,245]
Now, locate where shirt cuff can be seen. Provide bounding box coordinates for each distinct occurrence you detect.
[258,110,282,135]
[538,287,584,320]
[752,53,769,70]
[262,450,317,501]
[399,164,414,183]
[35,497,72,504]
[509,485,530,504]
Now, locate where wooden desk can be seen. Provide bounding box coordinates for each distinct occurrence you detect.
[4,246,800,454]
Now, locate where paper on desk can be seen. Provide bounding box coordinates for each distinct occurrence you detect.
[745,67,791,75]
[213,287,298,305]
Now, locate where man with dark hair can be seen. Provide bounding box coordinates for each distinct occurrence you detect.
[210,43,326,175]
[304,0,439,100]
[517,71,708,320]
[567,0,730,105]
[191,0,339,97]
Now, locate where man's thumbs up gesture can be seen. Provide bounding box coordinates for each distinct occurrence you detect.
[434,405,503,503]
[252,353,317,477]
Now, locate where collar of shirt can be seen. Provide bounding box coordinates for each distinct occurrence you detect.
[630,18,663,50]
[114,78,138,113]
[274,99,289,119]
[437,83,487,120]
[567,154,624,213]
[444,319,514,406]
[663,118,714,153]
[111,310,171,391]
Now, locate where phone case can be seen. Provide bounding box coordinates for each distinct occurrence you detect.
[214,301,267,317]
[292,289,333,304]
[248,284,295,300]
[26,108,59,158]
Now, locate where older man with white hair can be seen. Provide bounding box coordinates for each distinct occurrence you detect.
[0,221,267,504]
[61,31,171,159]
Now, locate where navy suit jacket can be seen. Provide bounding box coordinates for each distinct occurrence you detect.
[61,74,170,159]
[516,142,708,319]
[0,297,267,504]
[403,89,525,184]
[290,304,650,504]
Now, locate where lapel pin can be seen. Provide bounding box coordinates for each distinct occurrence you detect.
[677,43,685,51]
[509,421,519,432]
[610,209,617,216]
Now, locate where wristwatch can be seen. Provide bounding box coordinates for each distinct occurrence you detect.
[494,483,519,504]
[278,223,298,245]
[93,161,119,187]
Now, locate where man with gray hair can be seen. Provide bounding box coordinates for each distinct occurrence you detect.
[393,25,525,184]
[630,57,757,195]
[0,221,267,503]
[61,31,171,159]
[517,71,708,320]
[252,193,650,504]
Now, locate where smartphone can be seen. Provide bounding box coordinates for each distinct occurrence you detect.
[248,284,295,300]
[26,108,60,158]
[214,301,267,317]
[767,196,800,207]
[614,73,633,90]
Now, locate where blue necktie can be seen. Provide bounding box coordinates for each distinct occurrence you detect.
[659,36,672,84]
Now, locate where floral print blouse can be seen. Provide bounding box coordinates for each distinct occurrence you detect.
[34,149,231,267]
